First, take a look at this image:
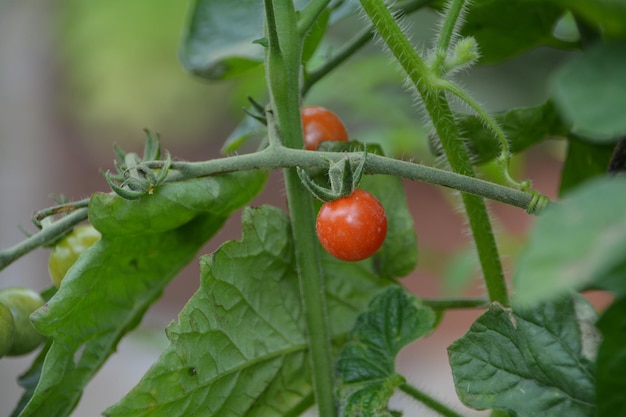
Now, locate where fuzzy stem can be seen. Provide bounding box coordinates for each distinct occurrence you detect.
[156,149,540,211]
[438,80,525,189]
[0,208,88,271]
[358,0,510,306]
[264,0,337,416]
[435,0,466,54]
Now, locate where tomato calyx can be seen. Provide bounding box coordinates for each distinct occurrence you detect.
[297,147,368,202]
[104,130,172,200]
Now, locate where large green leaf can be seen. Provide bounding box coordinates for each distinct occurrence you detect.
[448,296,598,417]
[460,0,567,64]
[559,137,614,196]
[513,176,626,305]
[552,41,626,142]
[596,297,626,417]
[104,205,391,417]
[179,0,266,79]
[16,171,267,417]
[90,171,267,235]
[179,0,320,80]
[336,286,436,417]
[455,101,568,165]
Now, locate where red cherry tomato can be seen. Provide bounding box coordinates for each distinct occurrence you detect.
[301,106,349,150]
[316,189,387,261]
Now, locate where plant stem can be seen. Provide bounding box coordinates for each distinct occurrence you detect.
[438,80,524,189]
[0,208,88,271]
[435,0,466,54]
[358,0,510,306]
[428,93,510,306]
[264,0,337,416]
[400,383,467,417]
[422,297,489,310]
[156,148,541,211]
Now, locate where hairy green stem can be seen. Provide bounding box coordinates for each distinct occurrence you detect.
[400,383,467,417]
[264,0,337,415]
[156,149,540,210]
[0,208,88,271]
[435,0,466,54]
[429,93,510,306]
[438,80,525,189]
[358,0,510,306]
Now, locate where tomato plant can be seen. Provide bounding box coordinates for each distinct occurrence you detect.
[1,0,626,416]
[301,105,349,150]
[316,189,387,261]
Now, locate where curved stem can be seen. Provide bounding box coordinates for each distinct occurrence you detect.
[151,149,540,211]
[435,0,466,53]
[438,80,527,189]
[0,208,88,272]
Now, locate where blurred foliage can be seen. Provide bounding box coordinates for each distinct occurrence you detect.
[55,0,234,145]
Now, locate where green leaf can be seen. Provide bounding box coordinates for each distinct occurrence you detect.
[513,176,626,305]
[596,297,626,417]
[559,137,614,196]
[302,8,330,67]
[448,296,598,417]
[550,0,626,38]
[104,205,390,417]
[552,41,626,142]
[90,170,268,235]
[9,340,51,417]
[460,0,567,64]
[336,286,436,417]
[455,101,568,165]
[360,175,418,278]
[221,115,267,154]
[17,170,267,417]
[179,0,266,79]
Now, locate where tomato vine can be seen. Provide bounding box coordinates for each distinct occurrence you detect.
[1,0,625,416]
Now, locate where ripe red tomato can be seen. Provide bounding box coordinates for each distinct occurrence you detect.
[316,189,387,261]
[301,106,349,150]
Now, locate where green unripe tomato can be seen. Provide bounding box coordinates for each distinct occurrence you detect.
[48,224,101,288]
[0,302,16,358]
[0,287,45,356]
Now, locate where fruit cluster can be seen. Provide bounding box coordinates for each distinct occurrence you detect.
[302,106,387,262]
